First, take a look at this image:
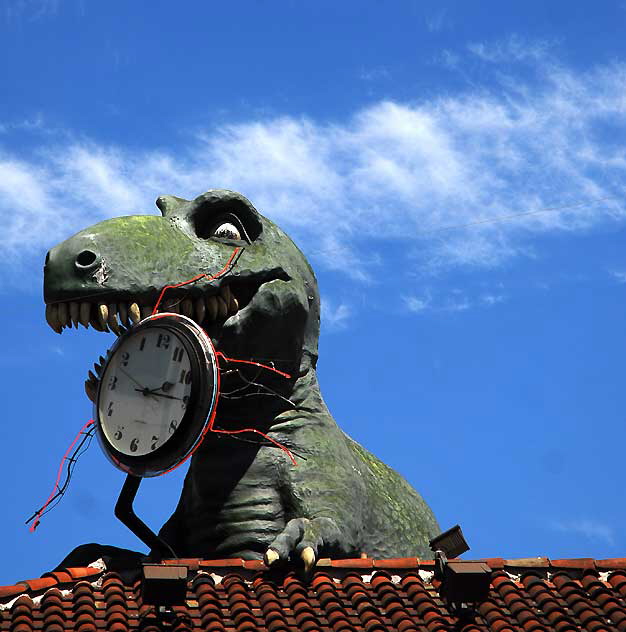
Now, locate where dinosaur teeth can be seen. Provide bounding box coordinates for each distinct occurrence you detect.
[57,302,69,328]
[216,295,228,319]
[46,285,242,335]
[181,298,194,318]
[69,301,79,328]
[45,304,62,334]
[107,303,121,334]
[206,295,218,321]
[195,297,206,323]
[220,284,231,305]
[129,302,141,324]
[229,295,239,314]
[79,302,91,328]
[118,302,129,327]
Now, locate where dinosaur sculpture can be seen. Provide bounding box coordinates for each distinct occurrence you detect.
[44,190,440,569]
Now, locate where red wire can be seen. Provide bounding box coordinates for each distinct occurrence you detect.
[29,419,95,532]
[215,351,292,379]
[209,426,297,466]
[152,247,241,316]
[32,245,295,526]
[213,352,297,465]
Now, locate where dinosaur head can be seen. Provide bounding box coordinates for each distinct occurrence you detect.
[44,190,320,377]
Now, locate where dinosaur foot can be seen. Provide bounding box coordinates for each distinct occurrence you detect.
[263,517,343,572]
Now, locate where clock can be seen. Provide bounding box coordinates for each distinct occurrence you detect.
[95,313,218,477]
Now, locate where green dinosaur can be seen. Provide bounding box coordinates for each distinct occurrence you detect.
[44,189,440,569]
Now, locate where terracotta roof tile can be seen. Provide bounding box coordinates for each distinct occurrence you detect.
[2,556,626,630]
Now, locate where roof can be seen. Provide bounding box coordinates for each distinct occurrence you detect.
[2,556,626,631]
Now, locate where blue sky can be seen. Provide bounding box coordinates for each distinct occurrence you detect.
[2,0,626,585]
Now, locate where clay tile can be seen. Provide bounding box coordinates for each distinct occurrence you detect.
[372,558,417,569]
[243,559,266,570]
[161,558,199,570]
[597,558,626,570]
[192,574,216,589]
[311,574,334,589]
[266,620,289,632]
[479,557,505,569]
[329,558,373,568]
[492,575,514,589]
[49,570,75,585]
[66,566,104,581]
[200,558,245,568]
[505,557,550,568]
[551,558,596,570]
[419,559,436,569]
[24,577,58,593]
[221,574,245,588]
[73,581,96,597]
[0,583,27,600]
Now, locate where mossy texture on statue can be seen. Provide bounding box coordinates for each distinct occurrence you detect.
[44,189,440,569]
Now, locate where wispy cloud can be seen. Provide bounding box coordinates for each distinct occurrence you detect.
[3,0,59,21]
[359,66,391,82]
[404,290,506,314]
[404,295,431,313]
[468,35,556,63]
[550,519,615,545]
[610,270,626,283]
[425,9,448,33]
[2,45,626,285]
[481,293,505,306]
[321,298,351,331]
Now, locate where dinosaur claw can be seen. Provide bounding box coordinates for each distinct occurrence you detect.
[301,546,316,572]
[264,548,280,566]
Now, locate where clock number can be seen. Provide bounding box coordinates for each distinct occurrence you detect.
[130,437,139,452]
[169,420,178,434]
[173,347,184,362]
[157,333,170,349]
[181,395,189,409]
[151,435,159,451]
[108,375,117,391]
[139,337,146,351]
[107,401,114,417]
[114,426,123,441]
[179,369,192,384]
[120,352,130,367]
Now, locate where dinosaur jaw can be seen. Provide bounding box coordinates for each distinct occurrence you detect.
[43,277,264,336]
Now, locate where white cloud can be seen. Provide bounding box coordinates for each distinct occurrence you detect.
[425,9,448,33]
[468,35,555,63]
[404,295,431,313]
[404,289,506,314]
[481,293,505,306]
[321,298,351,331]
[550,519,615,545]
[610,270,626,283]
[2,48,626,285]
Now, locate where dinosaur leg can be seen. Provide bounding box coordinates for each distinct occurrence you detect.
[264,517,347,571]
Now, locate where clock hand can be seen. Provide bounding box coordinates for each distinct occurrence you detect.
[119,366,148,391]
[139,389,183,401]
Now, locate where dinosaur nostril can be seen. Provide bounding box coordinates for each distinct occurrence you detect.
[76,249,98,269]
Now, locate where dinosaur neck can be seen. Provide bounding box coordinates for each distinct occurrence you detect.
[194,365,330,458]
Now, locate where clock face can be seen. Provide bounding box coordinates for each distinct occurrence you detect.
[97,326,193,457]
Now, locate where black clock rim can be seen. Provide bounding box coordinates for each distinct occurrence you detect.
[95,315,217,477]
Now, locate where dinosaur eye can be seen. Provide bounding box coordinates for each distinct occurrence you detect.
[212,222,241,240]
